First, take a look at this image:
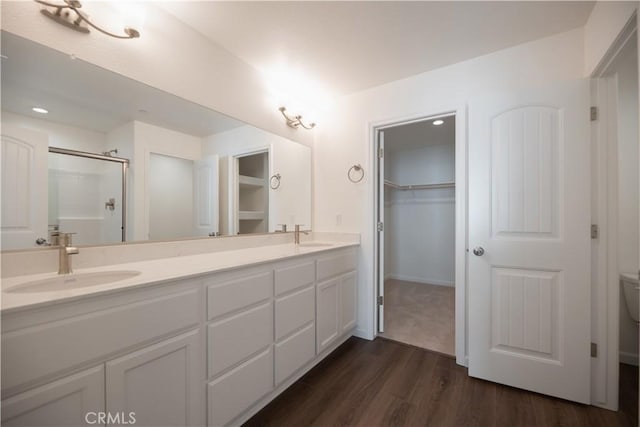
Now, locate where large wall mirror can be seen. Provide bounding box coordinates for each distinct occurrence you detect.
[0,31,312,250]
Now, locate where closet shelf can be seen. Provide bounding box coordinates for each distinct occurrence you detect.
[384,180,455,190]
[238,175,265,188]
[239,210,265,220]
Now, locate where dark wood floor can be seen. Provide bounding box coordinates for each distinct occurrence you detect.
[245,337,638,427]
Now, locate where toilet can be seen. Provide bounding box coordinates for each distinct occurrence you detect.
[621,272,640,324]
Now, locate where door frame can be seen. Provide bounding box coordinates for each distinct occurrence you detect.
[589,13,637,411]
[371,104,468,365]
[228,146,271,235]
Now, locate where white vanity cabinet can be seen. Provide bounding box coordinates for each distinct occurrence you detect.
[1,279,204,427]
[1,366,105,426]
[106,329,202,427]
[205,267,275,427]
[274,260,316,385]
[316,250,358,353]
[2,243,359,427]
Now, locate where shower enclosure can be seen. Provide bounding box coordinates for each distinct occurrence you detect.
[47,147,128,246]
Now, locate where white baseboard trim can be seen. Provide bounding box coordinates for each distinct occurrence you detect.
[386,274,454,287]
[353,328,374,340]
[620,351,639,366]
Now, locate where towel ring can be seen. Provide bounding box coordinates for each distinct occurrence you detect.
[270,173,281,189]
[348,164,364,183]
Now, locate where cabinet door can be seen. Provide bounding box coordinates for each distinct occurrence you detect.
[316,278,340,353]
[340,271,357,333]
[2,366,104,426]
[106,330,202,427]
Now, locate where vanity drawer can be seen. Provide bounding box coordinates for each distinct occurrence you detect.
[317,250,357,282]
[207,301,273,378]
[207,271,272,320]
[207,347,273,427]
[274,261,314,296]
[274,286,314,341]
[275,323,315,385]
[2,288,199,393]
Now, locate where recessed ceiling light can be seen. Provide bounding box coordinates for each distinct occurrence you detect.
[32,107,49,114]
[432,119,444,126]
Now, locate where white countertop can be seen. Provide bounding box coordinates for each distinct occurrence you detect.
[1,241,358,313]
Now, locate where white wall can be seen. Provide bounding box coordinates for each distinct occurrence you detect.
[313,28,585,339]
[203,125,311,235]
[0,2,312,148]
[384,143,455,286]
[1,111,106,153]
[584,1,638,76]
[609,35,640,364]
[131,121,202,241]
[148,153,194,241]
[106,120,202,241]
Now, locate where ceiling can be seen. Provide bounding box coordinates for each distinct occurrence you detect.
[159,1,595,97]
[0,32,243,136]
[384,115,455,154]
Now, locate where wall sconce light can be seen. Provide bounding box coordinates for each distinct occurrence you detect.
[34,0,141,39]
[279,107,316,130]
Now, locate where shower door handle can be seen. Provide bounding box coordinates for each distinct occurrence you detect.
[472,246,485,256]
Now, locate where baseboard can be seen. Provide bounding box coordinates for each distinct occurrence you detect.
[354,327,374,340]
[619,351,639,366]
[386,274,454,287]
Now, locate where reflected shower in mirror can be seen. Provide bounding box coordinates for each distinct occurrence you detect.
[0,31,311,250]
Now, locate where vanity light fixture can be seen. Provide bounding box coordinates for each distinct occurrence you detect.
[32,107,49,114]
[432,119,444,126]
[279,107,316,130]
[34,0,141,39]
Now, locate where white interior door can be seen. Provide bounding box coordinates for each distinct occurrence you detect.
[468,79,591,403]
[193,154,219,236]
[1,125,49,250]
[377,130,385,332]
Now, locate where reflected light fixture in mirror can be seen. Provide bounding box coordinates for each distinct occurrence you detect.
[34,0,142,39]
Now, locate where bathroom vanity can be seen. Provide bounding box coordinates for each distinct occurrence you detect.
[1,240,358,426]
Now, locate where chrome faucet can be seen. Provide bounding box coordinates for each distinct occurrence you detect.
[294,224,310,244]
[58,232,79,274]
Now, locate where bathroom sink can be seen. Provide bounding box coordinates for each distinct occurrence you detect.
[298,242,334,248]
[6,271,142,293]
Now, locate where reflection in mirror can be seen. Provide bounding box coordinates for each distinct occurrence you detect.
[49,152,124,246]
[0,31,312,250]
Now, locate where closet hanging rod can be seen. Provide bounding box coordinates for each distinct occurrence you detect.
[384,180,455,190]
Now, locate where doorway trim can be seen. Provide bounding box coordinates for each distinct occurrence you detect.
[370,104,468,365]
[589,12,637,411]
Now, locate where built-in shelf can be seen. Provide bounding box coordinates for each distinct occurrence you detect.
[239,175,265,188]
[239,210,265,221]
[384,179,455,190]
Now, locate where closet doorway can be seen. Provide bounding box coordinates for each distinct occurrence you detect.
[375,112,464,358]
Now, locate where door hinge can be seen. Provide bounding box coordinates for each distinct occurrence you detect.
[591,224,598,239]
[377,222,384,232]
[590,106,598,121]
[378,147,384,158]
[591,342,597,358]
[378,295,384,305]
